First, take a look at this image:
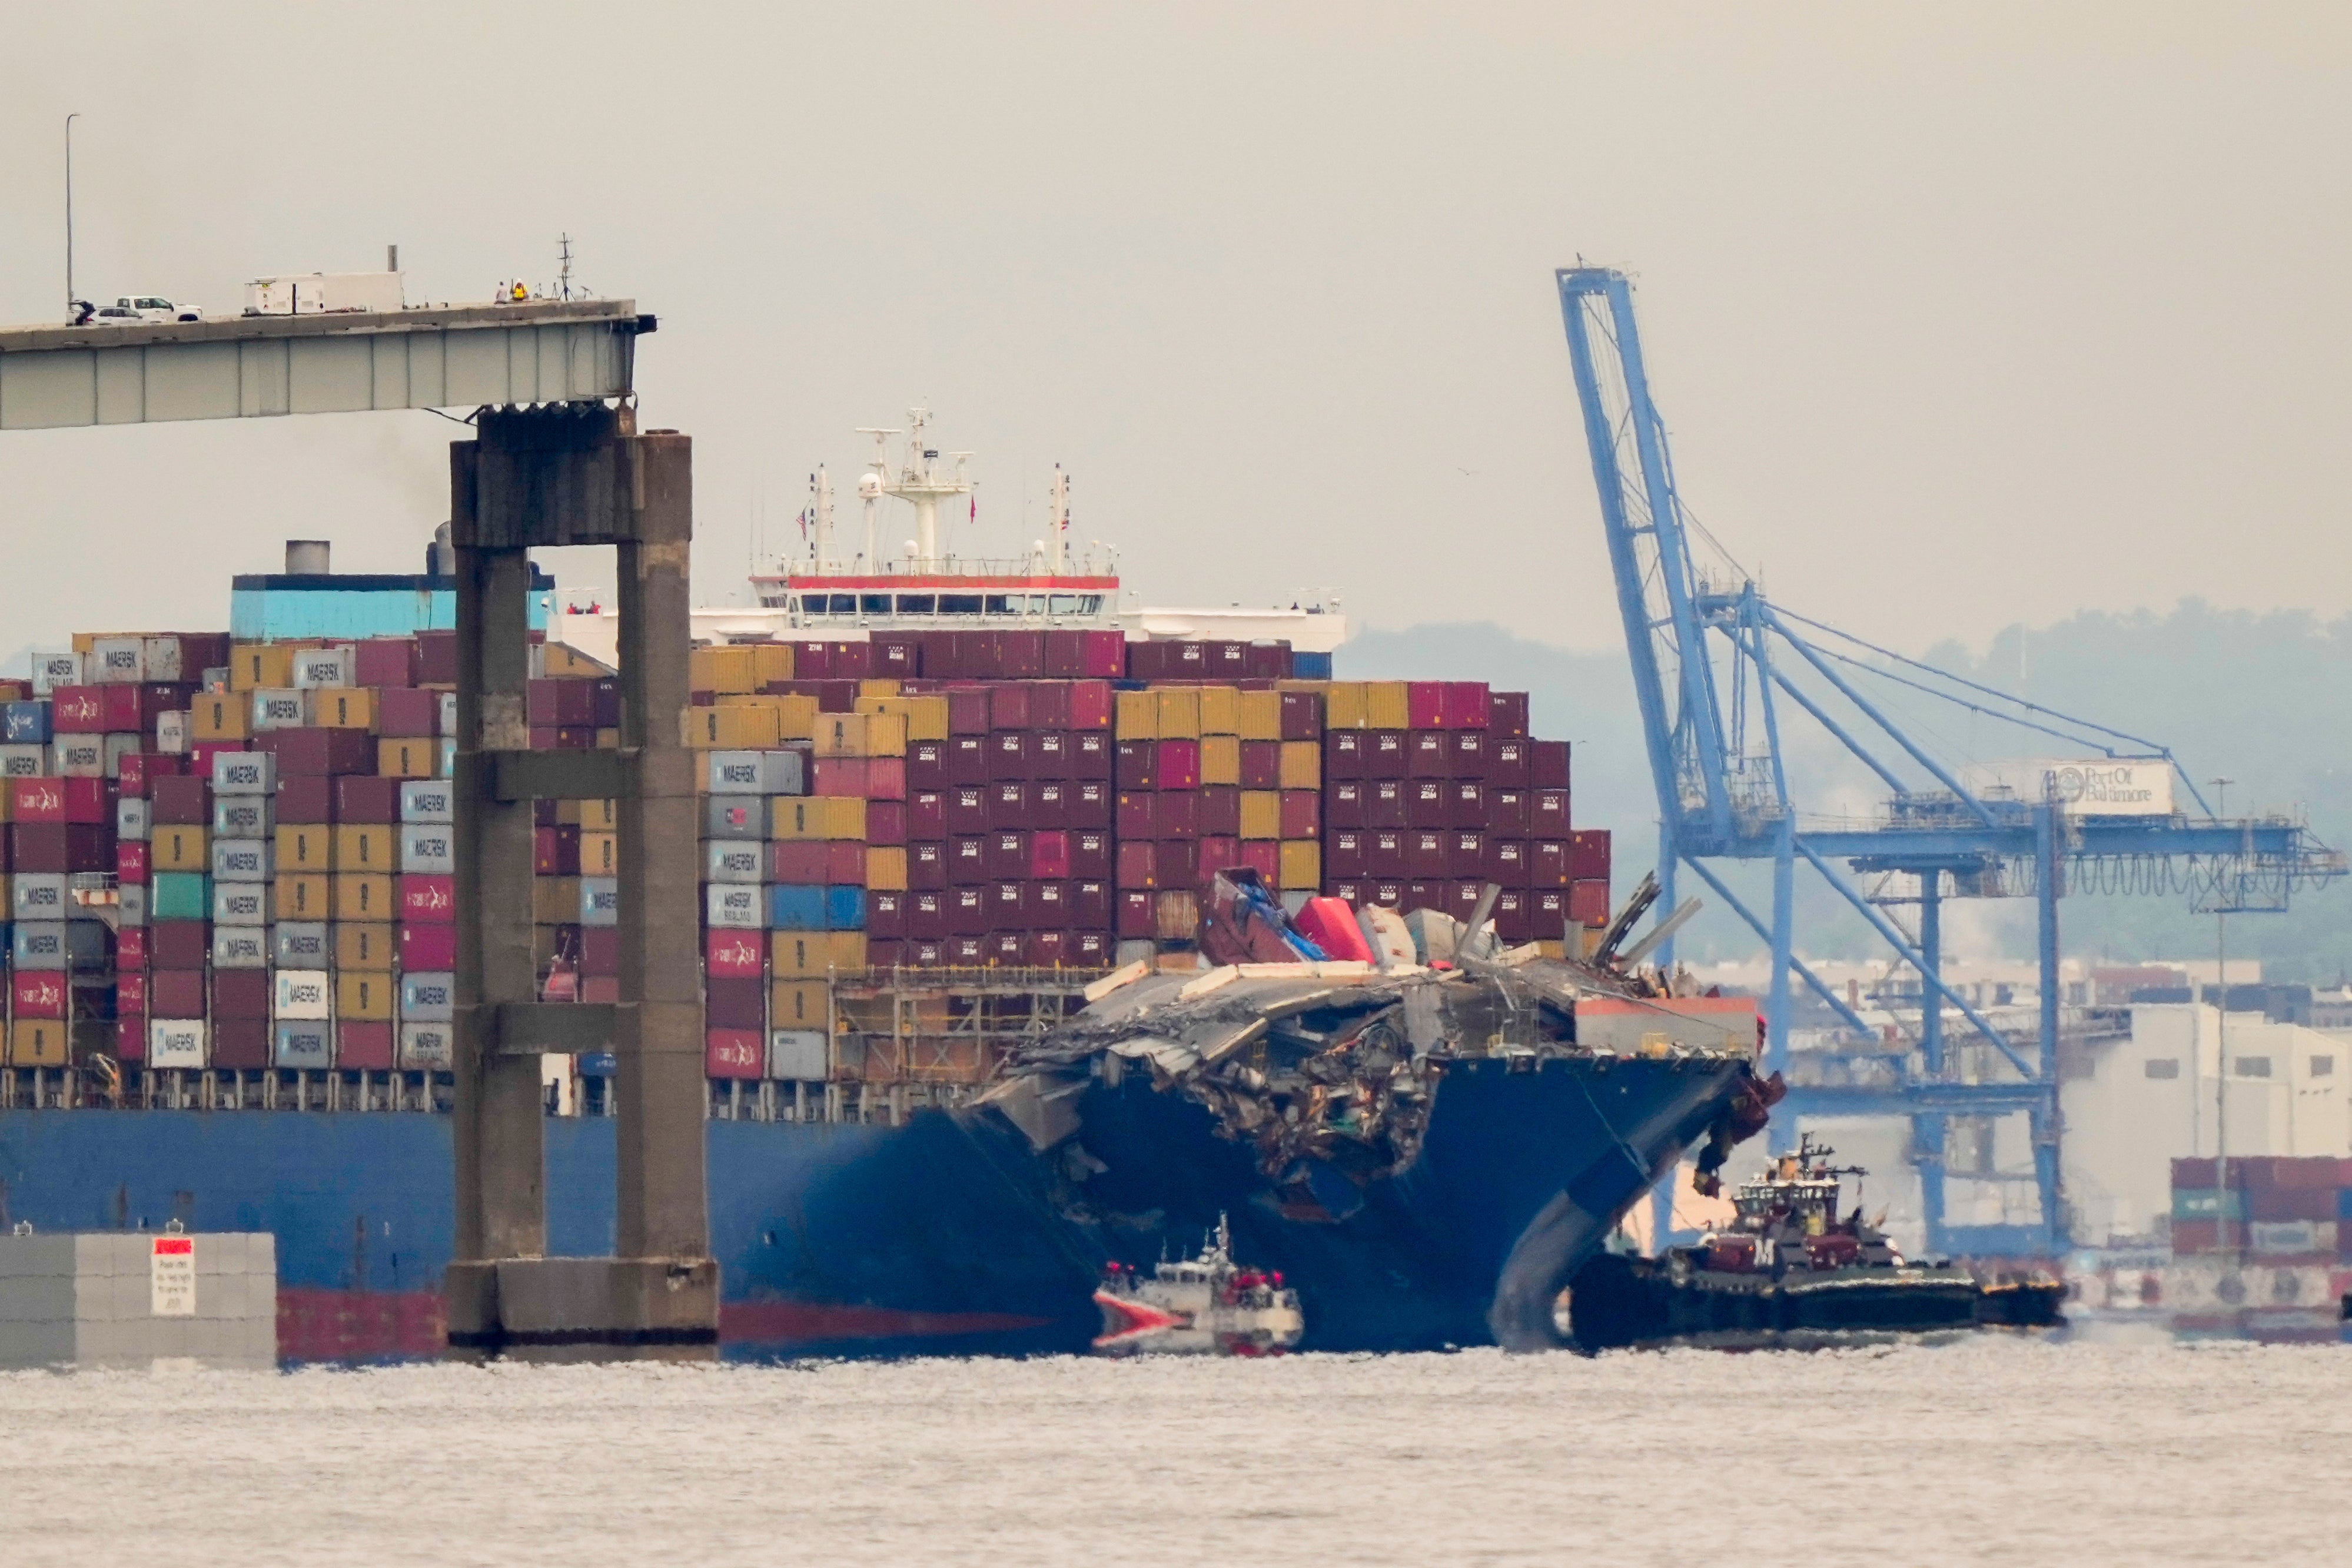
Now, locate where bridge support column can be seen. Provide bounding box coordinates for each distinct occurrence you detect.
[442,404,716,1361]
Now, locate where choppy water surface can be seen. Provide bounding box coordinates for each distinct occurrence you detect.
[2,1337,2346,1566]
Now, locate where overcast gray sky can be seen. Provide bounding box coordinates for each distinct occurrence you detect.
[4,2,2347,657]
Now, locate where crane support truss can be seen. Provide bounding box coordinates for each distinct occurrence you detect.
[1557,265,2344,1257]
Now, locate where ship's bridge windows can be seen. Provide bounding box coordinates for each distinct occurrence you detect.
[940,593,983,616]
[1049,594,1079,616]
[895,594,935,615]
[1027,594,1048,614]
[861,594,892,616]
[1079,594,1103,614]
[985,594,1019,616]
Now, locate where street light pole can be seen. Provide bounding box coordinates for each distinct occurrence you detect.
[65,112,79,322]
[2210,776,2234,1258]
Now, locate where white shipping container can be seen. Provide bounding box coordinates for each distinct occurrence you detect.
[398,1022,454,1071]
[212,751,275,795]
[251,688,308,732]
[274,970,333,1020]
[705,841,765,884]
[32,652,82,695]
[580,878,620,926]
[148,1019,208,1069]
[89,637,146,683]
[211,839,272,883]
[155,710,188,755]
[213,797,272,838]
[117,796,151,842]
[141,636,187,682]
[12,923,68,969]
[400,780,454,823]
[116,883,148,927]
[55,737,105,777]
[274,922,330,968]
[0,744,46,776]
[438,692,458,736]
[706,883,764,930]
[706,750,804,796]
[768,1029,829,1082]
[289,648,354,689]
[273,1021,334,1071]
[1958,757,2175,818]
[705,795,765,840]
[400,972,455,1021]
[244,270,406,315]
[212,883,268,926]
[211,928,270,969]
[400,826,455,875]
[12,872,68,921]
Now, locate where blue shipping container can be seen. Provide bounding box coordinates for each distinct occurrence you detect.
[825,885,867,931]
[2,701,51,745]
[768,884,827,931]
[1291,650,1334,681]
[2338,1187,2352,1221]
[577,1052,618,1077]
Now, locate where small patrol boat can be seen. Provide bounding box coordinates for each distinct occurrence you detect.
[1093,1215,1306,1356]
[1561,1135,2064,1351]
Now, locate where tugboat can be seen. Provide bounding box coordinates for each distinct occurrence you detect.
[1560,1135,2065,1351]
[1093,1217,1307,1357]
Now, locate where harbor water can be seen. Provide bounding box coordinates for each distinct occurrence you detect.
[2,1337,2346,1565]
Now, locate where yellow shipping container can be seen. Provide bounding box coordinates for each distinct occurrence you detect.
[1278,841,1321,891]
[1199,735,1241,787]
[865,846,909,891]
[334,825,395,872]
[774,693,820,742]
[276,825,334,872]
[1324,682,1367,730]
[1237,690,1284,742]
[1278,740,1322,789]
[533,876,582,925]
[858,679,903,702]
[274,873,331,922]
[772,932,866,978]
[553,799,583,825]
[542,642,610,678]
[1364,682,1410,730]
[189,692,250,740]
[812,712,908,759]
[377,738,436,778]
[1197,686,1242,737]
[593,727,620,749]
[1238,791,1281,841]
[691,645,761,695]
[8,1019,68,1068]
[754,642,796,687]
[229,644,294,692]
[1156,686,1201,739]
[579,830,617,876]
[769,979,830,1029]
[334,873,396,922]
[582,799,617,832]
[313,687,376,730]
[152,825,208,870]
[335,923,395,971]
[685,704,782,750]
[1114,689,1160,740]
[335,972,395,1022]
[770,796,866,841]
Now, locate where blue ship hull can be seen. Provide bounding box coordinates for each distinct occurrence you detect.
[0,1055,1755,1359]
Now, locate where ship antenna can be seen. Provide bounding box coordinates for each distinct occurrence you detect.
[557,232,573,301]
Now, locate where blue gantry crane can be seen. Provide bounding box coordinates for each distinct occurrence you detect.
[1556,265,2344,1256]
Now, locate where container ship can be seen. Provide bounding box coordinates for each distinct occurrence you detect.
[0,416,1773,1360]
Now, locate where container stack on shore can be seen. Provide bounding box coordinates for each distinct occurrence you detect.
[0,618,1609,1102]
[2167,1156,2352,1340]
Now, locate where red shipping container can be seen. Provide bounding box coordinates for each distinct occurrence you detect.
[1117,888,1155,937]
[864,758,907,801]
[812,758,869,798]
[10,778,61,822]
[526,679,593,726]
[119,753,182,798]
[151,922,208,969]
[212,969,271,1020]
[868,890,906,939]
[401,873,457,923]
[334,1021,393,1071]
[865,798,906,845]
[706,978,766,1031]
[258,727,376,776]
[1116,790,1157,839]
[1030,830,1071,880]
[115,970,148,1015]
[51,686,107,733]
[398,923,459,971]
[948,687,992,735]
[989,683,1031,730]
[1155,789,1200,840]
[1441,682,1490,729]
[1570,829,1612,881]
[771,842,828,882]
[1192,786,1235,838]
[1081,633,1125,681]
[1531,740,1571,789]
[12,969,65,1019]
[1117,840,1158,890]
[1405,683,1446,730]
[1532,789,1570,838]
[1071,780,1112,828]
[910,790,948,839]
[1156,740,1201,790]
[1568,879,1612,927]
[707,928,765,978]
[1199,835,1240,879]
[211,1018,270,1070]
[1041,632,1085,680]
[1238,841,1279,883]
[337,775,403,823]
[791,641,833,680]
[117,841,149,883]
[1279,790,1320,840]
[117,926,148,968]
[706,1029,765,1081]
[1488,691,1530,738]
[1294,897,1373,962]
[535,825,582,876]
[1067,680,1113,732]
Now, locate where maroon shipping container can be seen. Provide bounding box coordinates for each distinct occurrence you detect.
[211,969,271,1020]
[811,758,868,798]
[1441,682,1489,729]
[1327,780,1366,828]
[1367,732,1408,779]
[1073,931,1112,965]
[951,887,989,935]
[1156,740,1201,791]
[1487,738,1529,788]
[1366,780,1408,829]
[1117,790,1156,839]
[907,739,946,789]
[1200,835,1240,879]
[1530,839,1570,887]
[1031,830,1071,880]
[1071,879,1111,928]
[866,799,907,845]
[1484,838,1529,886]
[872,635,921,677]
[119,753,185,798]
[535,825,582,876]
[583,926,620,975]
[990,881,1028,929]
[1115,740,1157,790]
[526,679,594,726]
[1406,779,1448,828]
[1070,780,1112,828]
[986,830,1028,879]
[1117,840,1158,890]
[356,637,418,687]
[1450,731,1488,778]
[416,630,457,684]
[150,921,208,969]
[1071,730,1112,779]
[1531,888,1567,938]
[771,842,828,883]
[944,735,988,784]
[1327,829,1365,878]
[946,836,986,883]
[338,1021,395,1071]
[907,892,946,939]
[1029,731,1069,779]
[991,782,1031,829]
[1000,632,1045,679]
[277,775,335,824]
[1531,789,1570,839]
[868,891,906,939]
[376,686,440,738]
[1486,787,1529,835]
[989,683,1031,730]
[1449,781,1486,830]
[909,790,947,839]
[257,727,374,776]
[336,775,403,823]
[1368,830,1406,875]
[212,1018,271,1070]
[1447,881,1485,922]
[825,843,867,885]
[827,641,873,679]
[1447,832,1486,879]
[948,786,989,835]
[1072,829,1111,877]
[947,687,992,736]
[706,976,766,1031]
[1026,930,1070,967]
[1155,789,1200,840]
[1326,730,1366,779]
[1488,691,1530,738]
[989,731,1028,779]
[1407,831,1448,878]
[1240,741,1281,790]
[907,840,948,889]
[1279,790,1320,841]
[1491,888,1532,942]
[1568,879,1611,927]
[1407,731,1450,779]
[117,926,149,968]
[1278,689,1322,740]
[1031,782,1069,824]
[1117,889,1155,938]
[15,824,114,873]
[150,969,207,1018]
[1238,840,1278,883]
[1570,829,1611,881]
[1531,740,1570,789]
